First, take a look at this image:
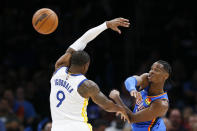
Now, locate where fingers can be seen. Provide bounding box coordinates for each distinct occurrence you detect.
[116,21,130,28]
[116,112,131,123]
[116,112,121,116]
[136,92,142,104]
[108,17,130,33]
[121,114,124,120]
[117,17,130,27]
[137,92,142,101]
[131,91,142,104]
[117,17,129,22]
[130,91,137,98]
[114,27,121,34]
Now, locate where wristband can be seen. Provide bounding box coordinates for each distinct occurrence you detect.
[124,76,137,92]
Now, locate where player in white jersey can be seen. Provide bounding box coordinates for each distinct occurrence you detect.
[50,18,130,131]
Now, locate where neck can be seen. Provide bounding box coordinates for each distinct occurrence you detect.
[69,66,82,74]
[149,82,165,96]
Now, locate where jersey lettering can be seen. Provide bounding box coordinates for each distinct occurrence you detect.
[55,79,74,93]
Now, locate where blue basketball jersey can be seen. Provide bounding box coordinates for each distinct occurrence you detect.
[131,86,168,131]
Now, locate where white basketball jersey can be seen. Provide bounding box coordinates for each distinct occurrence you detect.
[50,66,89,125]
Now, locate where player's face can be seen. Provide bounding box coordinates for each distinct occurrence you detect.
[148,62,168,83]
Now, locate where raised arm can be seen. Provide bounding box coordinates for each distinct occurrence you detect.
[125,73,149,91]
[124,73,149,103]
[55,18,130,71]
[109,90,168,123]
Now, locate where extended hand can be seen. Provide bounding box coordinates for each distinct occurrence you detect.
[117,106,131,123]
[106,17,130,34]
[130,90,142,105]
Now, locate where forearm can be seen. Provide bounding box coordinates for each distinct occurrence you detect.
[55,48,74,68]
[129,108,156,123]
[112,95,127,108]
[103,100,122,112]
[69,22,107,51]
[112,95,133,117]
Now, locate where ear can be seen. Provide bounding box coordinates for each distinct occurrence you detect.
[164,73,169,80]
[82,64,86,71]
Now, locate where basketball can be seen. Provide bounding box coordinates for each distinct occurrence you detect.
[32,8,58,35]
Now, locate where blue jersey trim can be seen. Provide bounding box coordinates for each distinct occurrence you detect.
[78,79,88,88]
[70,74,83,76]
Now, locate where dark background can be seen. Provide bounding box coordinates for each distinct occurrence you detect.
[0,0,197,131]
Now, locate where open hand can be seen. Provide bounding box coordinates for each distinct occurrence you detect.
[116,108,131,123]
[106,17,130,34]
[130,90,142,105]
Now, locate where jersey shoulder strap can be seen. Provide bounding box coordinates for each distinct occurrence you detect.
[147,92,168,102]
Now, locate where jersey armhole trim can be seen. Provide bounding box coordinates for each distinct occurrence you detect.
[78,79,88,88]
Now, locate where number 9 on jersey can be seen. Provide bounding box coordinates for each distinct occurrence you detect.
[56,90,65,107]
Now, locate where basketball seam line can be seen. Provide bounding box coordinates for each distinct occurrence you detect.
[37,13,53,31]
[33,10,48,28]
[43,14,57,34]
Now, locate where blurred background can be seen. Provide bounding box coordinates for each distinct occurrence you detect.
[0,0,197,131]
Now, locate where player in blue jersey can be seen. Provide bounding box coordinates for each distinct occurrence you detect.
[109,60,172,131]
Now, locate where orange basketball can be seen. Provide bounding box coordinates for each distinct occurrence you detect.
[32,8,58,35]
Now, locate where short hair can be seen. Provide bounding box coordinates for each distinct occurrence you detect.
[157,60,172,75]
[70,51,90,66]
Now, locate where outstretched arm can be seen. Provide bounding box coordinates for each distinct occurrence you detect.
[109,90,168,123]
[78,80,129,121]
[55,18,130,71]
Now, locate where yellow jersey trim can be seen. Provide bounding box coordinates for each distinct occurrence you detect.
[81,98,88,122]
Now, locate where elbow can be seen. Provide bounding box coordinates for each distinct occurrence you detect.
[124,78,130,89]
[124,77,130,85]
[55,62,61,70]
[55,62,59,69]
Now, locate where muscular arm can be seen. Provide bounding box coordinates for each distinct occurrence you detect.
[55,48,75,71]
[78,80,123,112]
[110,92,168,123]
[129,100,168,123]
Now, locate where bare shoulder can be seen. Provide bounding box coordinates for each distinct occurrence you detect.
[152,99,169,108]
[77,80,100,98]
[151,99,169,117]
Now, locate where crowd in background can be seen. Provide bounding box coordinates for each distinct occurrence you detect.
[0,0,197,131]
